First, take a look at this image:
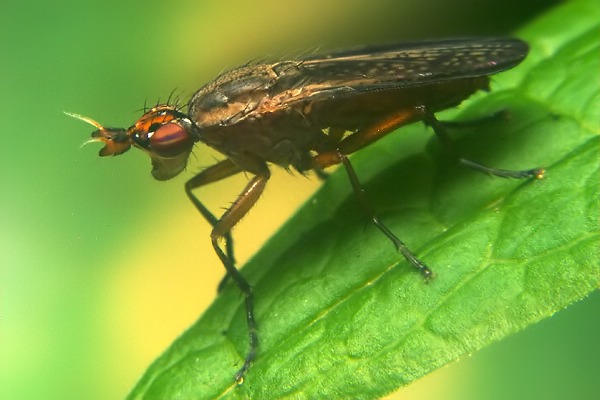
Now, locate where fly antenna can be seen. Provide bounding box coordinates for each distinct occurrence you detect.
[64,111,105,130]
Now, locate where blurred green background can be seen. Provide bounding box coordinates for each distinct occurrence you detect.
[1,0,598,399]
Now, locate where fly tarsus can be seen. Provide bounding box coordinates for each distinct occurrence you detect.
[212,236,258,384]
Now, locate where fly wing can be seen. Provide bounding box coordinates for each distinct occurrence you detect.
[272,38,528,105]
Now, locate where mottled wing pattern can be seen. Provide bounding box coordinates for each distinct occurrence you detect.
[272,38,528,105]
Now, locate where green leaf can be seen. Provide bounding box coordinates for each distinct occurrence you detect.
[129,2,599,399]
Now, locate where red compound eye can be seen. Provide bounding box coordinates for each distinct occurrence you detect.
[149,122,193,157]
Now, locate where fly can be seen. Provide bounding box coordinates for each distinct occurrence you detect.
[68,38,544,383]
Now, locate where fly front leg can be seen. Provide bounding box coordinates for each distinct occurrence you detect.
[185,159,242,292]
[188,154,270,382]
[211,167,270,383]
[424,111,545,179]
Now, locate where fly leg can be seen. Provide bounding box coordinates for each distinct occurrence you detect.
[215,169,270,383]
[185,159,242,292]
[424,111,545,179]
[340,153,434,279]
[187,156,271,383]
[312,107,434,278]
[436,109,509,129]
[313,108,422,168]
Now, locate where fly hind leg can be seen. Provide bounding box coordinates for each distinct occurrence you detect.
[424,111,545,179]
